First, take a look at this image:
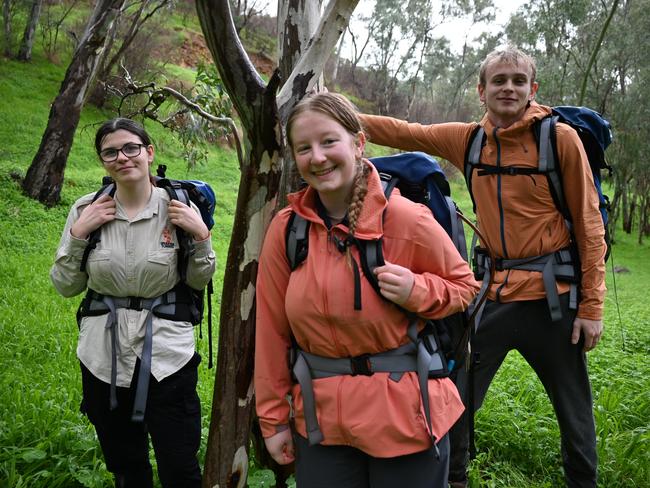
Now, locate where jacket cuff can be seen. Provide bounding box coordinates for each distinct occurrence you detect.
[259,420,290,438]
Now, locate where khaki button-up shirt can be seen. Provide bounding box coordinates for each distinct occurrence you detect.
[51,187,216,386]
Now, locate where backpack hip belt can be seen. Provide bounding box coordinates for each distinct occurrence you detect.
[78,286,194,422]
[473,247,579,322]
[292,319,445,456]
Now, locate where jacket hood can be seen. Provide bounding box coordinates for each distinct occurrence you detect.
[287,159,388,240]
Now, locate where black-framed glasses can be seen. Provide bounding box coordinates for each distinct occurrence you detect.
[99,143,146,163]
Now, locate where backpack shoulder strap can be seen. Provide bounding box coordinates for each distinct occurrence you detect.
[357,173,394,298]
[464,125,485,214]
[79,183,116,272]
[286,211,310,271]
[535,116,573,228]
[157,179,192,280]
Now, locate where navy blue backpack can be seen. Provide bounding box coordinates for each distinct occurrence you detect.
[551,106,613,254]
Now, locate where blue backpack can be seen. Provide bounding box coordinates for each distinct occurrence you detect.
[286,152,472,374]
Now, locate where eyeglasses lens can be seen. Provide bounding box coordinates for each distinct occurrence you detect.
[100,143,143,162]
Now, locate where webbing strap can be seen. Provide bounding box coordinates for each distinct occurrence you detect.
[303,342,416,379]
[538,117,553,173]
[101,296,119,411]
[446,196,468,261]
[287,215,309,270]
[467,268,490,332]
[539,117,572,232]
[131,296,164,422]
[292,318,441,456]
[94,294,167,421]
[473,249,578,322]
[467,128,484,168]
[293,353,324,445]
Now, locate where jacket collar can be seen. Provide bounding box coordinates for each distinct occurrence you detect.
[480,101,552,135]
[287,159,388,240]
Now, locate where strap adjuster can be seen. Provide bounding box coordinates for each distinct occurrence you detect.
[127,297,143,310]
[350,355,372,376]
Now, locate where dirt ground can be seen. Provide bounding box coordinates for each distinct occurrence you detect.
[169,30,277,78]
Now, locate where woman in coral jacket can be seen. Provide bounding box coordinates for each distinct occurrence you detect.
[254,92,479,487]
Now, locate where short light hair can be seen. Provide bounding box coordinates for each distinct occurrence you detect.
[478,46,537,86]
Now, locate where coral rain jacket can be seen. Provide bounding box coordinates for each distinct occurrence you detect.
[255,162,479,458]
[360,102,607,320]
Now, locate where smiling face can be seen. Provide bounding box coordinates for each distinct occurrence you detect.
[289,110,366,211]
[478,59,538,128]
[98,129,154,186]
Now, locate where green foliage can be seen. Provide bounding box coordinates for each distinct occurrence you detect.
[1,4,649,488]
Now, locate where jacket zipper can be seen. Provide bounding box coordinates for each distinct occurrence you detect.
[494,127,510,303]
[494,127,509,259]
[324,227,342,350]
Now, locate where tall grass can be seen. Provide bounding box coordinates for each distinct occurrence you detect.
[1,51,648,488]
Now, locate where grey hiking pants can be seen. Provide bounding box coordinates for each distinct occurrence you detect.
[449,294,597,487]
[294,433,449,487]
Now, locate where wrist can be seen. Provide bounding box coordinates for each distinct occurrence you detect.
[193,230,210,241]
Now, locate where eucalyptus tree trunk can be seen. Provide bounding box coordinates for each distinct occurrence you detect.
[276,0,323,205]
[3,0,11,57]
[195,1,358,486]
[17,0,43,61]
[21,0,125,206]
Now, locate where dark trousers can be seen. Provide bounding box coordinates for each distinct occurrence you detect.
[294,433,450,488]
[449,295,598,487]
[80,354,202,488]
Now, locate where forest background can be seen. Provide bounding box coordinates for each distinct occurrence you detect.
[0,0,648,487]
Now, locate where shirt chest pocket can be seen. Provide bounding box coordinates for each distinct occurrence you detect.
[142,249,179,292]
[86,249,113,278]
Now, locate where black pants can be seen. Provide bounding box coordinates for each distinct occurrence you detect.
[80,354,202,488]
[449,295,598,487]
[294,433,449,488]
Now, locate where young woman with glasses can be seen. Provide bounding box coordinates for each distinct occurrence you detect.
[50,118,215,487]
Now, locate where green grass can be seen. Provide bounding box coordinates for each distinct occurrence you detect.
[0,53,238,487]
[1,46,649,488]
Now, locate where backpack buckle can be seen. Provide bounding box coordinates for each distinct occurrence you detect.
[350,354,372,376]
[128,297,143,311]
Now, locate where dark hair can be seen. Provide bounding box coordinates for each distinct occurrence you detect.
[478,46,537,86]
[94,118,153,154]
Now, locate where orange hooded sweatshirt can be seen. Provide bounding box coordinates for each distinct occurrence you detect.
[360,102,607,320]
[254,162,479,458]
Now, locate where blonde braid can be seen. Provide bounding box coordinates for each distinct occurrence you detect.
[345,159,371,265]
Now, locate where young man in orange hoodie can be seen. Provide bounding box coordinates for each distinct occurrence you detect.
[360,46,606,488]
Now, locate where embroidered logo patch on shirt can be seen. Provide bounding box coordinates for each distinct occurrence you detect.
[160,227,175,248]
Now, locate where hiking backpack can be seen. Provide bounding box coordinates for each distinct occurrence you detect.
[466,105,613,258]
[78,164,216,368]
[286,151,472,375]
[465,106,613,322]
